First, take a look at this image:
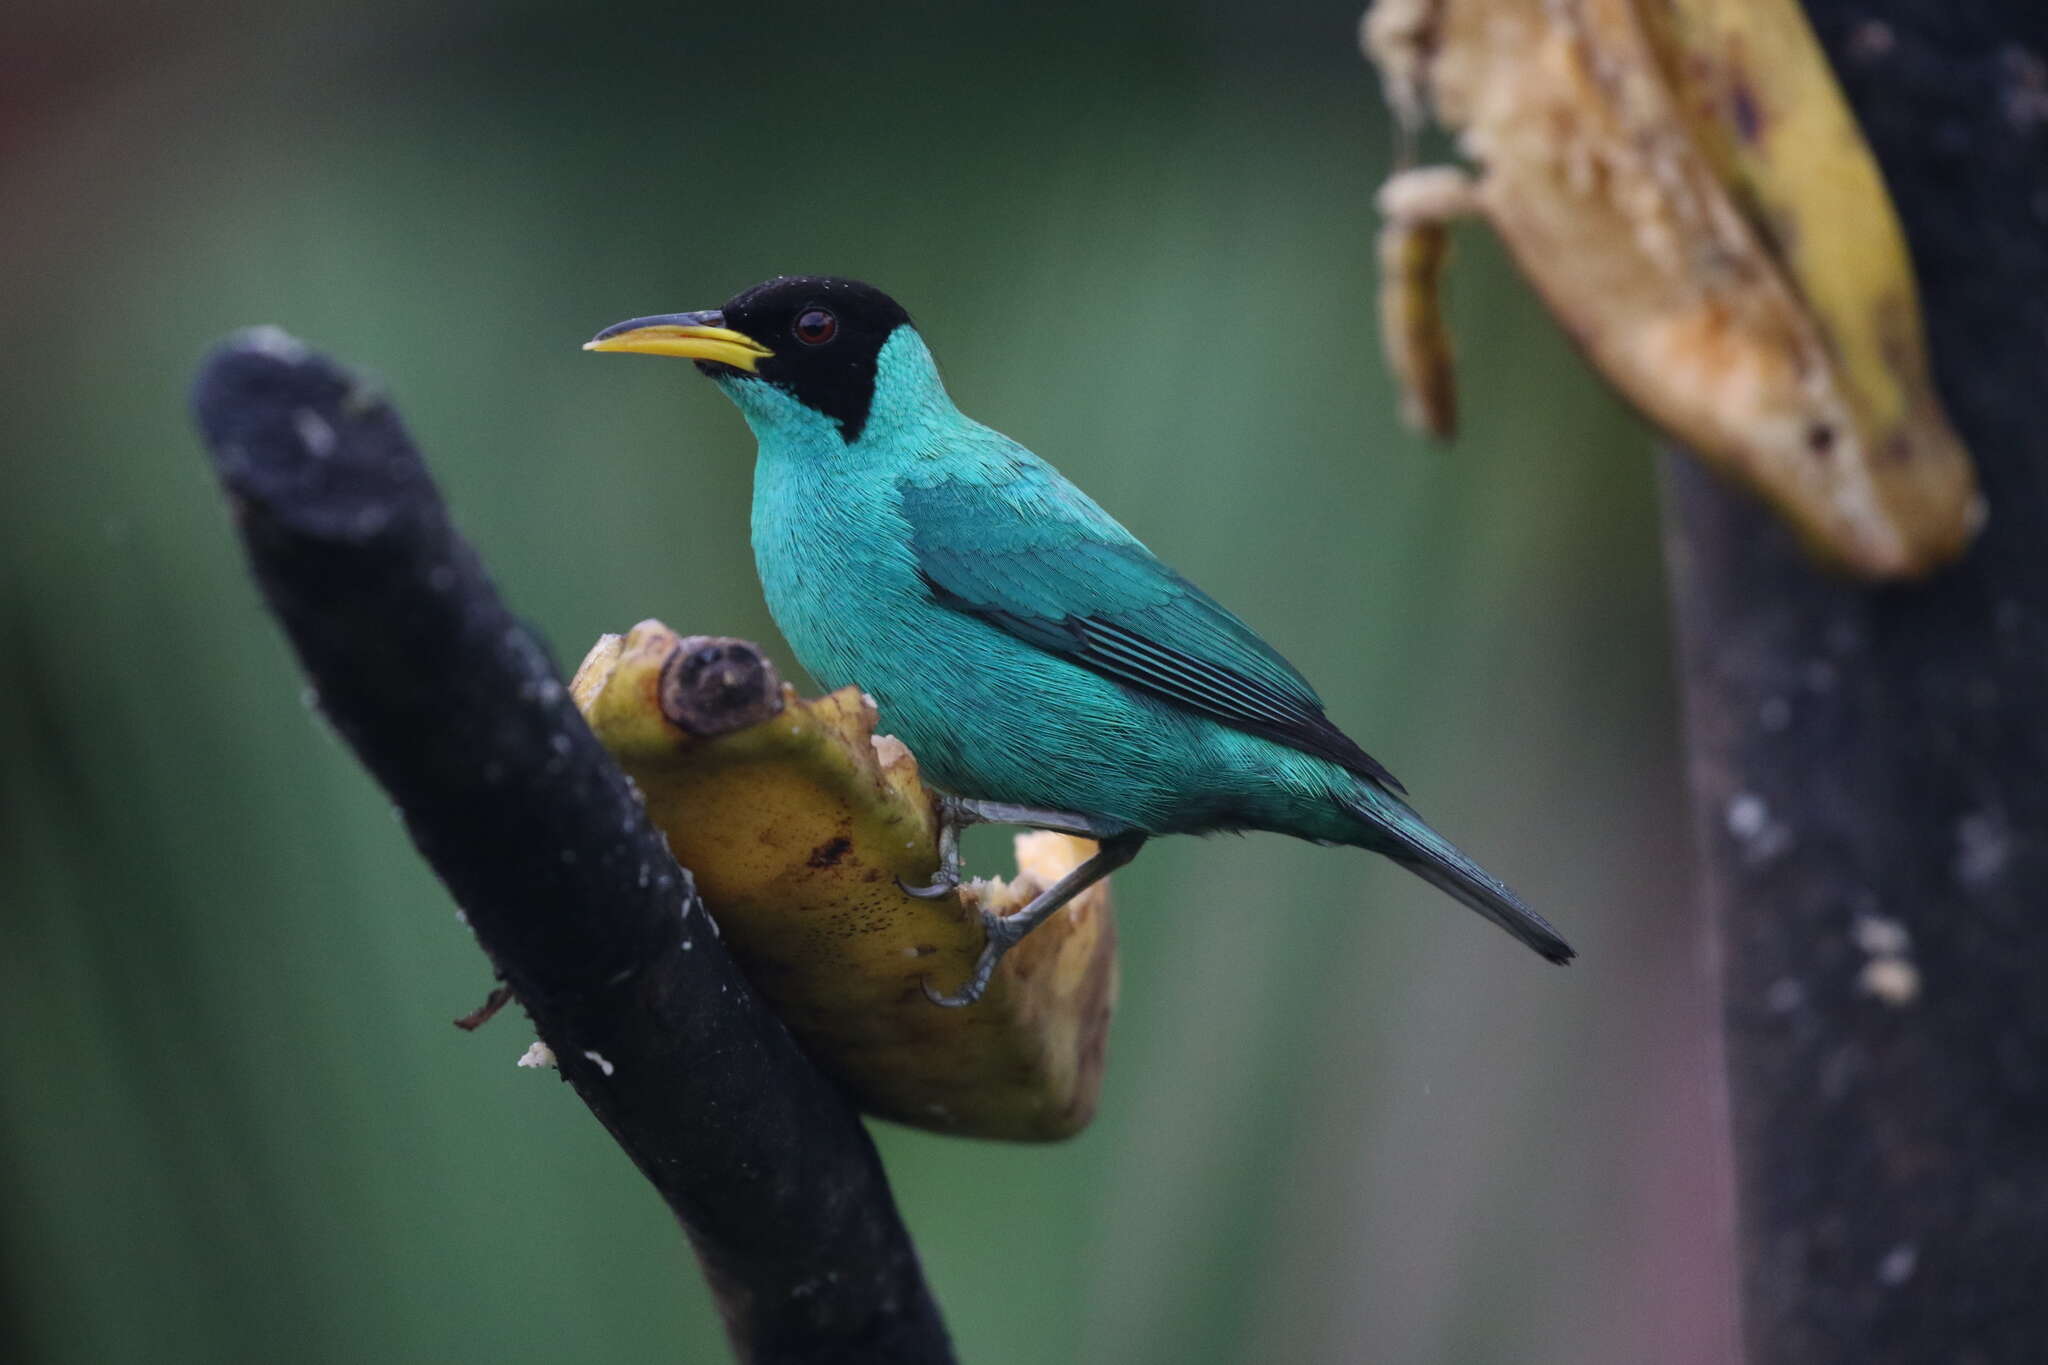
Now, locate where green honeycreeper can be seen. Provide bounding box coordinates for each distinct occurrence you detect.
[587,276,1573,1005]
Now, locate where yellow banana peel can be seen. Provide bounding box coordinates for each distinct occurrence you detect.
[1363,0,1982,578]
[571,621,1117,1141]
[1377,171,1464,440]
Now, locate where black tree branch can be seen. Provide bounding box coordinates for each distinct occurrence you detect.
[1663,6,2048,1362]
[191,329,954,1365]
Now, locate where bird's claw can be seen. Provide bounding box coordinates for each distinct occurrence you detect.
[898,792,971,900]
[920,975,984,1009]
[921,910,1020,1008]
[898,795,1113,906]
[917,829,1145,1009]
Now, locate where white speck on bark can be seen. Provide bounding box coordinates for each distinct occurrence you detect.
[1727,792,1765,837]
[1859,957,1922,1006]
[292,408,337,458]
[582,1050,615,1077]
[1955,809,2011,888]
[240,325,309,362]
[1765,977,1805,1013]
[1853,915,1920,1006]
[1853,914,1911,956]
[1726,792,1792,863]
[1851,916,1908,961]
[517,1041,556,1069]
[1877,1243,1918,1286]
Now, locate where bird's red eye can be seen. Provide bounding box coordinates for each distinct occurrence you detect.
[794,308,837,345]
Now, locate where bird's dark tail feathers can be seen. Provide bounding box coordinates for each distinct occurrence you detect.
[1347,792,1576,965]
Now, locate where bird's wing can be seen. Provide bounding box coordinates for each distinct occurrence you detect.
[898,465,1405,793]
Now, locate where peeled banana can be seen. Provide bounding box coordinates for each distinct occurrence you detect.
[571,621,1117,1141]
[1364,0,1981,578]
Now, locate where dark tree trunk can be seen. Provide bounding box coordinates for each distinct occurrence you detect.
[1663,6,2048,1362]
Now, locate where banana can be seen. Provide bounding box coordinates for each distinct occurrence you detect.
[571,621,1117,1142]
[1377,167,1468,441]
[1363,0,1981,579]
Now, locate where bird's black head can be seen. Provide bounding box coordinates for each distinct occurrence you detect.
[586,275,913,441]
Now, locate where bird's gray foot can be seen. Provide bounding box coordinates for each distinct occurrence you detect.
[921,906,1025,1008]
[897,794,1121,899]
[923,832,1146,1008]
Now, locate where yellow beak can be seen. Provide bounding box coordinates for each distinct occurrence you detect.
[582,310,773,372]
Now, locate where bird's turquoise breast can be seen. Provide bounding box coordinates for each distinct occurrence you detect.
[750,432,1193,831]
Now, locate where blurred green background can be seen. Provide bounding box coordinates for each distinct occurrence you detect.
[1,1,1735,1360]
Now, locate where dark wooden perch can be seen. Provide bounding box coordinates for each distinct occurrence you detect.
[1664,5,2048,1361]
[190,329,954,1365]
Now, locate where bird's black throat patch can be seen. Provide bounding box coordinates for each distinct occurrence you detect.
[717,275,912,443]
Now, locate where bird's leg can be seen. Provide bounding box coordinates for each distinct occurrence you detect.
[898,794,1120,899]
[923,831,1146,1009]
[943,797,1117,838]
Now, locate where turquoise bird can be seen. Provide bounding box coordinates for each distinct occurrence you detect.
[586,276,1573,1005]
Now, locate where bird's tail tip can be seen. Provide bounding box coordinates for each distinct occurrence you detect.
[1349,793,1575,964]
[1396,849,1576,965]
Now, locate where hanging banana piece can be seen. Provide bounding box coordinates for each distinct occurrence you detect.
[1362,0,1982,579]
[571,622,1117,1141]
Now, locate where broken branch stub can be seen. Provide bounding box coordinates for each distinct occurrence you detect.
[661,635,786,736]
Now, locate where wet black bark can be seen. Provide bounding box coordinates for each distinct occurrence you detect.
[1663,7,2048,1362]
[191,331,954,1365]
